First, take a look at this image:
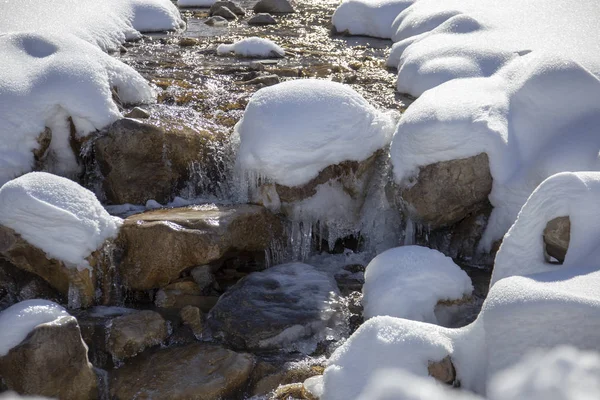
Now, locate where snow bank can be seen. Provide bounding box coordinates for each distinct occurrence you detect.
[217,37,285,58]
[0,31,155,184]
[362,246,472,323]
[0,172,122,268]
[492,172,600,284]
[332,0,415,39]
[235,79,397,187]
[130,0,185,33]
[0,300,71,357]
[488,346,600,400]
[391,52,600,249]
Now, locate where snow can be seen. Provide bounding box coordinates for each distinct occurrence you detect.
[130,0,185,33]
[0,299,71,357]
[492,172,600,285]
[0,31,155,184]
[332,0,415,39]
[488,346,600,400]
[217,37,285,58]
[390,51,600,249]
[235,79,397,187]
[362,246,473,323]
[0,172,122,268]
[178,0,217,7]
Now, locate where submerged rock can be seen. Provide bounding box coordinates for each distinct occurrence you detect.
[248,13,278,25]
[107,310,169,361]
[0,316,97,399]
[253,0,295,14]
[543,216,570,263]
[117,204,283,291]
[210,1,245,16]
[208,262,342,352]
[110,343,254,400]
[205,16,229,26]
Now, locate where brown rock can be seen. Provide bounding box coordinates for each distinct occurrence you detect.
[252,363,324,396]
[117,204,283,291]
[0,316,97,399]
[92,118,227,205]
[180,305,203,338]
[110,343,255,400]
[427,355,456,385]
[107,310,168,361]
[33,127,52,168]
[178,37,199,47]
[273,383,305,399]
[399,153,492,229]
[543,216,570,263]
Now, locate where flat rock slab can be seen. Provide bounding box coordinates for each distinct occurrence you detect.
[110,343,255,400]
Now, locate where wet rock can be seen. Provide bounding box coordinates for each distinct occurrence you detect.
[155,280,219,312]
[252,362,324,397]
[248,13,278,25]
[107,310,168,361]
[0,259,63,311]
[543,216,570,263]
[124,107,150,119]
[253,0,295,14]
[0,225,101,308]
[427,355,456,385]
[191,265,218,294]
[180,305,203,338]
[92,117,227,205]
[273,383,306,399]
[210,1,245,16]
[178,37,199,47]
[205,16,229,26]
[110,343,255,400]
[208,262,341,352]
[0,316,97,399]
[117,204,283,291]
[243,74,280,86]
[212,6,238,20]
[398,153,493,229]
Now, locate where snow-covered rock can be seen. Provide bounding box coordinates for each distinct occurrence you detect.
[363,246,473,323]
[332,0,415,39]
[217,37,285,58]
[130,0,185,32]
[0,172,121,268]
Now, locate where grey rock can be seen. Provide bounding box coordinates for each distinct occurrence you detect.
[211,6,238,20]
[210,1,245,16]
[191,265,218,294]
[124,107,150,119]
[543,216,570,263]
[205,15,229,26]
[248,13,278,25]
[253,0,294,14]
[243,74,280,86]
[107,310,168,361]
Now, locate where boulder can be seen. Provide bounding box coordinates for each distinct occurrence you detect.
[0,316,97,399]
[117,204,283,291]
[155,280,219,312]
[92,117,227,205]
[248,13,278,25]
[210,1,245,16]
[543,216,570,263]
[427,355,456,385]
[110,343,254,400]
[253,0,294,14]
[107,310,168,361]
[208,263,342,351]
[211,6,238,20]
[398,153,492,229]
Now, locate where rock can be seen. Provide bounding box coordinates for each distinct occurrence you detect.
[117,204,283,291]
[398,153,492,229]
[0,225,102,308]
[92,117,227,205]
[0,316,97,399]
[107,310,168,361]
[248,13,278,25]
[273,383,305,399]
[205,16,229,26]
[253,0,294,13]
[178,37,199,47]
[252,362,324,396]
[243,74,280,86]
[124,107,150,119]
[33,127,52,169]
[427,355,456,385]
[210,1,245,16]
[155,280,219,312]
[543,216,570,263]
[180,305,203,338]
[191,265,218,294]
[208,262,342,351]
[211,6,238,20]
[0,259,63,311]
[110,343,255,400]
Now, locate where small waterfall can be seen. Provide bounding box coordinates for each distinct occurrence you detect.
[95,241,124,307]
[403,217,415,246]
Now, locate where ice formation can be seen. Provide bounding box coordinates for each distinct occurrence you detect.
[217,37,285,58]
[0,300,71,357]
[362,246,473,322]
[0,172,122,268]
[235,79,397,187]
[332,0,415,39]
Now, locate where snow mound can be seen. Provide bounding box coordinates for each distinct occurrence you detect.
[217,37,285,58]
[391,52,600,249]
[332,0,415,39]
[178,0,217,7]
[0,172,122,268]
[0,300,71,357]
[492,172,600,285]
[488,346,600,400]
[363,246,472,323]
[130,0,185,32]
[235,79,397,187]
[0,31,155,184]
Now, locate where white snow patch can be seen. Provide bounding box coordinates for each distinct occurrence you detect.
[130,0,185,33]
[0,299,71,357]
[235,79,397,187]
[332,0,415,39]
[0,172,122,268]
[217,37,285,58]
[362,246,473,323]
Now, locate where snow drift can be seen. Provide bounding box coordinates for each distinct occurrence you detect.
[332,0,415,39]
[217,37,285,58]
[0,172,121,268]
